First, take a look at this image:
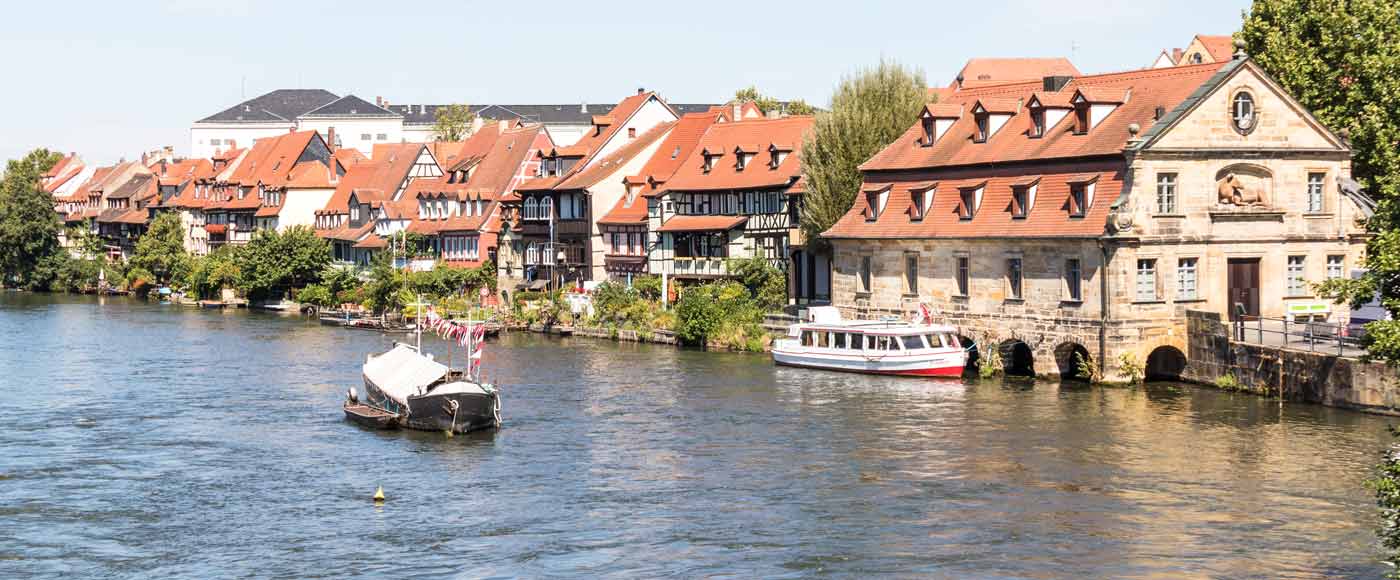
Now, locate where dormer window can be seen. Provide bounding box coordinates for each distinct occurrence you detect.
[921,115,935,146]
[1029,106,1045,138]
[1067,177,1096,218]
[863,184,891,221]
[628,127,637,139]
[974,112,990,143]
[909,184,934,221]
[1011,187,1029,218]
[957,185,983,220]
[1073,99,1089,135]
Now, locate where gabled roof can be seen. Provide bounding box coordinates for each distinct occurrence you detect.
[950,57,1080,90]
[598,112,726,225]
[1195,35,1236,62]
[301,94,398,118]
[319,143,423,216]
[225,130,329,188]
[106,173,156,200]
[862,62,1228,172]
[665,116,814,192]
[197,89,339,123]
[555,121,674,190]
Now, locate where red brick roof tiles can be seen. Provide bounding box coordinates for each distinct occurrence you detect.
[665,116,814,192]
[861,62,1226,172]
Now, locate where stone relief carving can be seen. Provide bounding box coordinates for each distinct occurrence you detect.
[1216,172,1269,207]
[1107,201,1136,234]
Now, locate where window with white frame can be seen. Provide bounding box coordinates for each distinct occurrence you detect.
[1177,257,1197,300]
[1136,259,1157,301]
[1287,256,1307,296]
[1156,173,1177,214]
[1308,172,1325,213]
[1328,255,1345,279]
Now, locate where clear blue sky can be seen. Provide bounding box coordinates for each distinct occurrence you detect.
[0,0,1251,164]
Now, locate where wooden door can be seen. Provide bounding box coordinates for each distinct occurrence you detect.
[1228,258,1260,319]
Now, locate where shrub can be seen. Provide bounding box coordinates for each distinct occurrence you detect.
[1074,351,1103,383]
[297,284,334,307]
[1215,373,1241,391]
[633,275,663,301]
[976,334,1002,378]
[675,281,762,345]
[727,255,787,311]
[1117,353,1145,385]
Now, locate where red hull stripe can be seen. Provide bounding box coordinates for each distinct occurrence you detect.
[774,361,965,377]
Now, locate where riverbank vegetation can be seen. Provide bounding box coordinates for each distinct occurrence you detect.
[1242,0,1400,365]
[509,256,787,352]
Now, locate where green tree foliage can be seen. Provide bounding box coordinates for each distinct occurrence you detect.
[633,274,662,301]
[235,225,332,300]
[130,212,190,286]
[733,86,781,116]
[674,280,764,345]
[296,284,334,307]
[364,253,410,314]
[432,104,477,142]
[1374,428,1400,579]
[320,266,360,297]
[186,246,241,300]
[799,61,928,254]
[0,148,64,288]
[733,86,818,116]
[726,255,787,311]
[1241,1,1400,363]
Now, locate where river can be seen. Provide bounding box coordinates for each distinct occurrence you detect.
[0,293,1393,578]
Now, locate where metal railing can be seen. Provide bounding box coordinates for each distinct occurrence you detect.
[1233,314,1363,356]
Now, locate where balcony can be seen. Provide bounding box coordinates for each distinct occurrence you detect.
[672,257,728,277]
[521,219,589,237]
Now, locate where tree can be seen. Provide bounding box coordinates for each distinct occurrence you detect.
[235,225,332,300]
[0,148,64,288]
[799,61,928,254]
[130,212,190,286]
[733,86,782,116]
[1241,1,1400,364]
[785,99,818,116]
[726,255,787,311]
[432,104,477,141]
[186,245,241,300]
[364,253,410,314]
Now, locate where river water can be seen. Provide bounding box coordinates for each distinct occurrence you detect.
[0,293,1394,579]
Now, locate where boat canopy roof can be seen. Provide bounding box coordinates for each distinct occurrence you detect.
[363,344,448,406]
[798,320,958,335]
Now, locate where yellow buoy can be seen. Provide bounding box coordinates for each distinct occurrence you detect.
[373,486,385,502]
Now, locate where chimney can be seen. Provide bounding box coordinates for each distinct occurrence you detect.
[327,127,337,152]
[499,119,510,133]
[1042,75,1073,92]
[376,96,383,107]
[637,87,645,95]
[419,104,426,115]
[732,103,742,121]
[159,159,167,175]
[580,102,588,113]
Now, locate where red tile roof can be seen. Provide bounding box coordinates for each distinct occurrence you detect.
[949,57,1080,89]
[828,62,1230,241]
[554,121,674,190]
[655,215,748,232]
[598,111,726,225]
[861,62,1226,172]
[1196,35,1236,62]
[664,116,814,192]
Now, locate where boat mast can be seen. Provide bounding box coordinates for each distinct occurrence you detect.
[415,292,423,352]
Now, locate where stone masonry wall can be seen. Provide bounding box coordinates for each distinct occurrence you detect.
[1186,309,1400,414]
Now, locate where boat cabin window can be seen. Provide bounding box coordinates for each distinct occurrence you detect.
[901,335,926,350]
[816,332,829,348]
[801,330,814,346]
[833,333,847,349]
[926,334,945,348]
[849,333,863,350]
[874,335,899,351]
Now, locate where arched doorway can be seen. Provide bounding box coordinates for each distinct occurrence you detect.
[1054,342,1092,380]
[1000,340,1035,377]
[958,335,979,374]
[1146,346,1187,381]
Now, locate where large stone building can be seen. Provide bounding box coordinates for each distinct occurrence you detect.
[822,48,1372,380]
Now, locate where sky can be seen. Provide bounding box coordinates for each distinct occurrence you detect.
[0,0,1252,165]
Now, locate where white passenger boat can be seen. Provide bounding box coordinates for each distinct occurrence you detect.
[771,306,968,377]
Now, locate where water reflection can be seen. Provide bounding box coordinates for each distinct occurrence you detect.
[0,293,1392,579]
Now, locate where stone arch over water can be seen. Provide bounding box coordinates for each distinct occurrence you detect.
[1054,342,1092,380]
[957,334,979,373]
[999,340,1036,377]
[1146,345,1187,381]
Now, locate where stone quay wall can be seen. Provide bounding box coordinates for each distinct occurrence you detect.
[1185,309,1400,414]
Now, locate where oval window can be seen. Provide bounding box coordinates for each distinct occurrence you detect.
[1231,92,1256,134]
